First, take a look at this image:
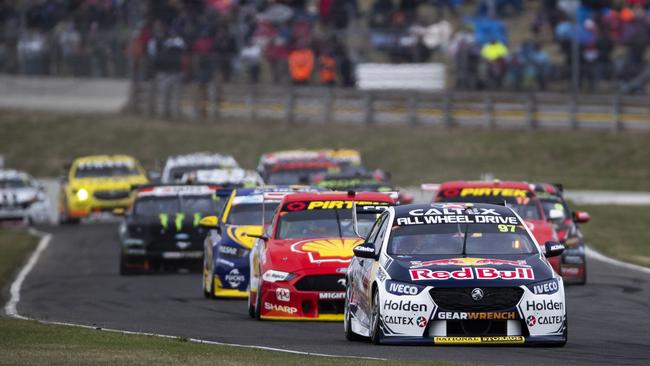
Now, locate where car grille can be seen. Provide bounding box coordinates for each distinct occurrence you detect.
[429,287,523,311]
[93,190,130,200]
[318,300,345,314]
[294,275,346,292]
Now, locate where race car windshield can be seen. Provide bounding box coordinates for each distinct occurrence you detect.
[437,195,543,221]
[75,164,140,178]
[267,169,330,185]
[276,210,378,239]
[0,178,30,188]
[226,203,279,226]
[180,195,219,215]
[168,164,230,182]
[387,223,536,256]
[134,197,179,216]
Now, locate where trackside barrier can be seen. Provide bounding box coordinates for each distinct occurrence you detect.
[130,81,650,130]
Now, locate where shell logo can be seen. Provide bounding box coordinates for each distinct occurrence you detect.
[226,225,262,249]
[291,238,363,263]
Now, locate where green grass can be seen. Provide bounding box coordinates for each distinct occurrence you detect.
[0,317,463,366]
[574,204,650,267]
[0,229,459,365]
[1,111,649,190]
[0,228,38,303]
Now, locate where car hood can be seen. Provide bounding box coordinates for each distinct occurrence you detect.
[385,253,554,288]
[267,236,362,273]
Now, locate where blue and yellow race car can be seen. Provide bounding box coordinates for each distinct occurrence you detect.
[201,186,321,298]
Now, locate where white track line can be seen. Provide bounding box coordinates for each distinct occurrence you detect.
[586,246,650,275]
[4,229,385,361]
[4,228,51,319]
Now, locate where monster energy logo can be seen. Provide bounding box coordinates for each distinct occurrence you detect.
[159,213,187,231]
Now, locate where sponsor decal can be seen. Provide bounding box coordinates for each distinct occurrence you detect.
[159,213,169,230]
[282,200,390,211]
[561,267,580,276]
[319,292,346,300]
[408,207,500,216]
[264,302,298,314]
[437,311,517,320]
[336,267,348,273]
[276,288,290,302]
[434,336,525,345]
[410,267,535,281]
[385,280,422,296]
[411,257,529,269]
[226,226,261,249]
[525,300,564,311]
[291,239,362,263]
[396,214,519,226]
[527,279,559,295]
[527,315,536,327]
[174,213,185,231]
[459,188,528,197]
[416,316,428,328]
[383,299,427,312]
[175,233,190,240]
[337,278,347,287]
[471,288,484,301]
[225,268,245,288]
[216,258,235,267]
[218,245,238,256]
[383,315,416,326]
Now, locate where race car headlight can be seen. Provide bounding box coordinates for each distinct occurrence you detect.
[262,270,297,283]
[76,188,89,201]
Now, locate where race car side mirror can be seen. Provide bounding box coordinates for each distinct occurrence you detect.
[353,242,376,259]
[247,233,268,242]
[199,216,220,231]
[572,211,590,223]
[544,241,565,258]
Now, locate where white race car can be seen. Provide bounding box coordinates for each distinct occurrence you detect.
[161,153,239,183]
[0,169,50,225]
[345,202,567,346]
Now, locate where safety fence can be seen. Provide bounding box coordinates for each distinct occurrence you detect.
[129,80,650,130]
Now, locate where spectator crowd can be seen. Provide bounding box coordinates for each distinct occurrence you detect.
[1,0,649,93]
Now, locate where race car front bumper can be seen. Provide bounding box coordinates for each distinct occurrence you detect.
[257,279,345,321]
[377,333,566,346]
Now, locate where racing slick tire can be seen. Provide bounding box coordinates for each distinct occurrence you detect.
[370,288,382,345]
[254,279,263,320]
[344,282,365,341]
[202,260,215,299]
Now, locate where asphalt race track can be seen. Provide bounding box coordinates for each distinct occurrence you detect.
[18,223,650,365]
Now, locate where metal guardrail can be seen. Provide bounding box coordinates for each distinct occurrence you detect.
[130,80,650,130]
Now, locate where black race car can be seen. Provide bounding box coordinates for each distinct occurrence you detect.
[119,184,223,274]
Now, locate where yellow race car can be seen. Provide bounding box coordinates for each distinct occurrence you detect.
[59,155,148,224]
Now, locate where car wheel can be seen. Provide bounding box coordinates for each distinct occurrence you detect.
[202,255,214,299]
[254,278,263,320]
[344,281,365,341]
[370,289,382,345]
[59,202,80,225]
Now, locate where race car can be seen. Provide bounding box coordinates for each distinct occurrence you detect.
[532,183,590,284]
[59,155,148,224]
[0,169,50,225]
[256,149,362,185]
[313,168,414,204]
[248,191,395,321]
[200,186,320,298]
[161,152,239,183]
[118,184,223,274]
[432,181,562,274]
[344,202,567,346]
[182,168,263,187]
